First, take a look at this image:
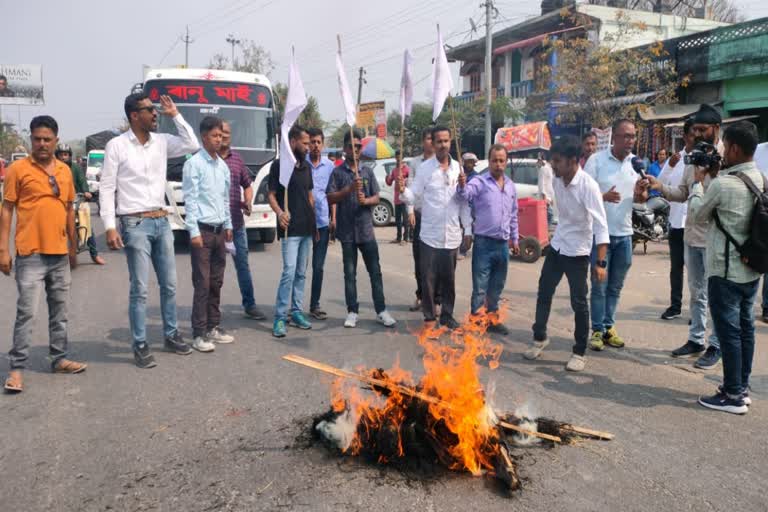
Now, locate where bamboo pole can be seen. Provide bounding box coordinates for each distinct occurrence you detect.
[337,35,359,181]
[448,94,462,167]
[282,353,561,443]
[283,188,288,238]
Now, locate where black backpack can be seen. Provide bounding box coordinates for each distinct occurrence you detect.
[713,171,768,275]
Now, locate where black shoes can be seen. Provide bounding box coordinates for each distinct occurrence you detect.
[661,307,682,320]
[698,391,748,415]
[440,316,461,331]
[164,332,193,355]
[134,343,157,369]
[487,323,510,335]
[671,341,705,358]
[694,346,721,370]
[244,306,267,320]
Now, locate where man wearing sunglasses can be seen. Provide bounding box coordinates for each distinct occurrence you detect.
[0,115,88,393]
[100,93,200,369]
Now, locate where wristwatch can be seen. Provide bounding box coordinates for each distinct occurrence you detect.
[596,259,608,268]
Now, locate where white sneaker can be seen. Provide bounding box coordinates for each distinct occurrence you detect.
[344,312,358,328]
[207,327,234,344]
[523,339,549,360]
[566,354,586,372]
[192,336,215,353]
[377,310,397,328]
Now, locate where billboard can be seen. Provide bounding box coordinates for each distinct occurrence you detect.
[356,101,386,138]
[0,65,44,105]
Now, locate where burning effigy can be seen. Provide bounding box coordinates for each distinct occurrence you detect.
[284,313,613,494]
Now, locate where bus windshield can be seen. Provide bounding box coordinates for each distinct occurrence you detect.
[87,153,104,169]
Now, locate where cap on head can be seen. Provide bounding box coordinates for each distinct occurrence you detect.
[462,152,478,161]
[692,104,722,125]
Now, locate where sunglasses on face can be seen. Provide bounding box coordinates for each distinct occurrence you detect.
[48,175,60,197]
[135,106,156,114]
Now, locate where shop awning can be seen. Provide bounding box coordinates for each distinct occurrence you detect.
[638,104,701,121]
[495,121,551,152]
[663,114,758,128]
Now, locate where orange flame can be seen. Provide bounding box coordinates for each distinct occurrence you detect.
[327,308,504,475]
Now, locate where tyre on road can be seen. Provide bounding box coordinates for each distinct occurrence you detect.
[518,237,542,263]
[372,201,393,227]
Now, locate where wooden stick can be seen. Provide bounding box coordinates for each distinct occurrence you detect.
[448,94,462,165]
[498,421,562,443]
[282,353,560,443]
[337,35,359,180]
[559,425,614,441]
[283,187,288,238]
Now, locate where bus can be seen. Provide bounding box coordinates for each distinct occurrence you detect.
[140,68,278,243]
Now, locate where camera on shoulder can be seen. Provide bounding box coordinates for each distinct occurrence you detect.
[684,141,721,169]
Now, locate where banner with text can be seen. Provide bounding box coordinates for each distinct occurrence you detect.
[356,101,387,138]
[0,64,44,105]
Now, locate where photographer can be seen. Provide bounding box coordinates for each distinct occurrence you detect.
[646,105,722,370]
[689,121,765,414]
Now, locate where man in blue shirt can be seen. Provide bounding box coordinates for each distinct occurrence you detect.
[307,127,336,320]
[183,116,234,353]
[583,118,646,351]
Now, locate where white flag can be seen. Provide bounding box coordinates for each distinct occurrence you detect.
[431,25,454,122]
[336,51,357,127]
[279,49,308,187]
[399,49,414,121]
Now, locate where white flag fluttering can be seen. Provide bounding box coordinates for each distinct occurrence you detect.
[336,51,357,127]
[431,25,454,122]
[399,49,414,121]
[279,49,308,187]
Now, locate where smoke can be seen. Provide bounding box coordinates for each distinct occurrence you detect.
[512,402,541,446]
[315,408,359,451]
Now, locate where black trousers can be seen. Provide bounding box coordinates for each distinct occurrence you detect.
[668,228,685,312]
[412,211,422,300]
[419,242,457,322]
[532,249,590,356]
[191,229,227,338]
[395,203,411,242]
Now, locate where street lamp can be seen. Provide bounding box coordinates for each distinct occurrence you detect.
[226,34,241,70]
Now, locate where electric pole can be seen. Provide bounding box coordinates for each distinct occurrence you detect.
[357,67,367,106]
[483,1,494,155]
[226,34,241,70]
[181,25,194,68]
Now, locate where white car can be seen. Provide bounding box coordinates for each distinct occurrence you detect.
[367,157,412,227]
[474,158,541,199]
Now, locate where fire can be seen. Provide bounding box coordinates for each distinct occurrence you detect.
[324,308,504,476]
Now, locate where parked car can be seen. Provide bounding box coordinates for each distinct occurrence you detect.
[474,158,540,199]
[367,157,413,227]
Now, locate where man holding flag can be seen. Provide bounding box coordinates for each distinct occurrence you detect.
[268,51,315,339]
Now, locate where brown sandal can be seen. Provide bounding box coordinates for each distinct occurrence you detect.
[4,370,23,393]
[53,359,88,374]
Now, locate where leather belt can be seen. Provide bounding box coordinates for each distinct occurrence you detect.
[198,222,225,234]
[123,209,167,219]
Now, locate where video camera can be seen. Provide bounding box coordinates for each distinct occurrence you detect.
[684,141,721,169]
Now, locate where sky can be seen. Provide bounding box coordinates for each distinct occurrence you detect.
[1,0,766,144]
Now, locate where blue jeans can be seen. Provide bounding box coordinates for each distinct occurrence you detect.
[341,240,386,314]
[708,276,759,396]
[685,245,719,348]
[471,235,509,314]
[10,254,70,369]
[590,235,632,332]
[121,216,178,349]
[231,226,255,309]
[274,236,311,321]
[310,226,330,311]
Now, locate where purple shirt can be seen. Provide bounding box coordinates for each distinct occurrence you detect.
[457,172,519,243]
[223,149,252,230]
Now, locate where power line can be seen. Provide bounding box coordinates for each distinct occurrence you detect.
[158,38,181,65]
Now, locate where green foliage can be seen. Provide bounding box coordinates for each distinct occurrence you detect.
[272,83,324,130]
[207,39,275,76]
[527,11,679,129]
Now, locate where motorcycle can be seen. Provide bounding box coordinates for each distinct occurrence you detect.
[632,196,670,253]
[631,157,670,253]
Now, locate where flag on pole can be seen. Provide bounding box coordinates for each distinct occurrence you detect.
[279,48,308,187]
[431,25,454,122]
[336,50,357,127]
[399,49,414,122]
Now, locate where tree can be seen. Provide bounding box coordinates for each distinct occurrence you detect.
[0,121,26,158]
[207,39,275,76]
[272,83,324,130]
[527,11,680,129]
[587,0,744,22]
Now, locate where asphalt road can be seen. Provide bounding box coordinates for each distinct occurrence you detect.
[1,219,766,512]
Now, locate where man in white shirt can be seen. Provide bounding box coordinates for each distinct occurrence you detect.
[537,155,555,225]
[584,119,645,351]
[100,93,200,369]
[656,119,694,320]
[406,128,434,312]
[525,136,609,372]
[755,142,768,324]
[400,126,472,330]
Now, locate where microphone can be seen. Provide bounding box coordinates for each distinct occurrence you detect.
[631,156,647,179]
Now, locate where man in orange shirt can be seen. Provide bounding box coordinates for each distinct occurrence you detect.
[0,115,87,394]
